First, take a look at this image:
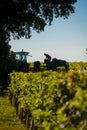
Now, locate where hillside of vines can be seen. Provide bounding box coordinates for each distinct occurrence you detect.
[8,61,87,130]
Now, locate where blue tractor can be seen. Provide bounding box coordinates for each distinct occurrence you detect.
[15,49,29,72]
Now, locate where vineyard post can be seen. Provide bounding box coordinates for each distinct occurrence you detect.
[8,90,13,104]
[19,107,24,123]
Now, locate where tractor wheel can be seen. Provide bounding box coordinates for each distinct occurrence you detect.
[20,64,29,72]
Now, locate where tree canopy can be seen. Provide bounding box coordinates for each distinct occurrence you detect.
[0,0,77,39]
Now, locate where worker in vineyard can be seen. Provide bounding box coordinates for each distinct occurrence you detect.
[44,53,52,61]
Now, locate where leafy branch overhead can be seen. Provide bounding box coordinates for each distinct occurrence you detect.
[0,0,77,39]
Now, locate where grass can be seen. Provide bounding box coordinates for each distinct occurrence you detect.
[0,95,26,130]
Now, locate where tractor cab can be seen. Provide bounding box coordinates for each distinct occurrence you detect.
[15,49,29,72]
[15,49,29,63]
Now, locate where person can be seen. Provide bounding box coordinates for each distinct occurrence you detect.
[44,53,52,61]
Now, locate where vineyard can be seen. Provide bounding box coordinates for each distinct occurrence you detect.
[8,62,87,130]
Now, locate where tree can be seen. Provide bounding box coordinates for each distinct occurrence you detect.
[84,48,87,58]
[0,27,11,88]
[0,0,77,39]
[0,0,77,88]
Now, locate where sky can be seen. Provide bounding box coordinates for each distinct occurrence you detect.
[9,0,87,62]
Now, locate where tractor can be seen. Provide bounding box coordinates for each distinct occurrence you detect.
[14,49,29,72]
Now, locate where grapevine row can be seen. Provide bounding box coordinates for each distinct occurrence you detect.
[8,70,87,130]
